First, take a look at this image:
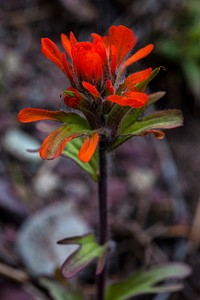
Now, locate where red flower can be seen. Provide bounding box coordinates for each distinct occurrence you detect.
[19,25,155,163]
[41,25,153,108]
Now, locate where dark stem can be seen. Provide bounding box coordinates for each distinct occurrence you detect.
[96,140,108,300]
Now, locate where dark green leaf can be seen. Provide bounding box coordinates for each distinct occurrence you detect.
[106,263,191,300]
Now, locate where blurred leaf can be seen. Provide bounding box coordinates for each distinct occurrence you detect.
[62,137,99,181]
[182,59,200,99]
[106,263,191,300]
[40,278,83,300]
[57,233,106,278]
[145,91,166,108]
[156,40,180,60]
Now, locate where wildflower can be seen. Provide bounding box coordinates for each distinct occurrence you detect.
[18,25,182,166]
[41,25,153,108]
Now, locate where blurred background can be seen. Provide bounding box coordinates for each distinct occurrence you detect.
[0,0,200,299]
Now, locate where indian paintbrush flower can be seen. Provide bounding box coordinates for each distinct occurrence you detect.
[18,25,182,167]
[17,25,187,300]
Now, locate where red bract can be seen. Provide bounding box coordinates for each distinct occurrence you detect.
[18,25,155,163]
[41,25,153,108]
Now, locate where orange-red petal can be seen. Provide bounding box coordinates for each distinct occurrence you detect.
[105,79,114,95]
[82,82,101,98]
[61,33,72,58]
[109,25,137,67]
[61,53,74,83]
[72,42,103,83]
[40,125,82,160]
[78,132,99,163]
[107,92,148,108]
[18,108,68,123]
[92,33,108,67]
[41,38,63,71]
[141,130,165,139]
[122,44,154,70]
[69,31,77,47]
[122,68,152,88]
[110,45,118,76]
[64,97,80,108]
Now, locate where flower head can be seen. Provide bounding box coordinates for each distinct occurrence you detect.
[41,25,153,109]
[18,25,182,172]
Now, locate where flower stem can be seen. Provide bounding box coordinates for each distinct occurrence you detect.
[96,140,108,300]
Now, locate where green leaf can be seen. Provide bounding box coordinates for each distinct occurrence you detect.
[110,109,183,150]
[136,67,160,92]
[57,233,106,278]
[119,109,183,135]
[40,278,83,300]
[106,263,191,300]
[109,108,140,150]
[156,40,181,60]
[62,137,99,181]
[60,113,89,131]
[64,90,76,97]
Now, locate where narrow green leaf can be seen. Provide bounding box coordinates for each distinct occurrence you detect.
[106,263,191,300]
[62,137,99,181]
[40,278,83,300]
[57,234,105,278]
[64,90,76,97]
[60,114,89,131]
[120,109,183,135]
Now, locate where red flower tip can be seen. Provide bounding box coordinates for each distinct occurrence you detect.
[61,33,72,58]
[109,25,137,68]
[64,96,80,108]
[122,68,153,90]
[82,82,101,98]
[78,132,99,163]
[41,38,63,71]
[64,87,83,108]
[107,92,148,108]
[122,44,154,70]
[105,80,114,95]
